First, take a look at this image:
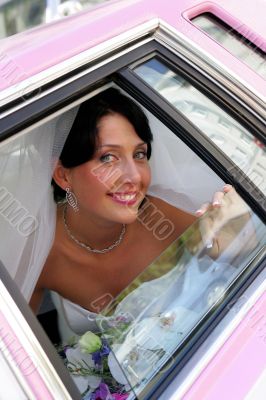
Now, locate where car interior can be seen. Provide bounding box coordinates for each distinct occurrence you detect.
[0,78,265,398]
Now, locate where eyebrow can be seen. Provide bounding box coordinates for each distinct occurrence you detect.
[97,142,147,149]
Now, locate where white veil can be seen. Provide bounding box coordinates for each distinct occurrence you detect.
[146,110,224,212]
[0,107,78,301]
[0,91,222,302]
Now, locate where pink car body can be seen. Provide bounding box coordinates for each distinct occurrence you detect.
[0,1,265,399]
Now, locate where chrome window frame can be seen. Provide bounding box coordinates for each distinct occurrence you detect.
[0,261,81,400]
[1,19,265,120]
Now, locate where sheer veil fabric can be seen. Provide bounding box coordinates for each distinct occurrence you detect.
[0,94,223,301]
[0,107,78,300]
[146,109,224,213]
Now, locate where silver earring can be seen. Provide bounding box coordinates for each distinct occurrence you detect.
[65,188,79,212]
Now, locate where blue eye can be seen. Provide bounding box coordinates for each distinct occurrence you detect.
[135,151,147,159]
[100,154,116,163]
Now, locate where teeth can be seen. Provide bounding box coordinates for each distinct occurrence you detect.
[113,193,136,201]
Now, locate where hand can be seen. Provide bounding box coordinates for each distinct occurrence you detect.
[195,185,254,259]
[195,184,234,218]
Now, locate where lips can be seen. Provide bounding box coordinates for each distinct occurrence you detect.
[108,191,138,205]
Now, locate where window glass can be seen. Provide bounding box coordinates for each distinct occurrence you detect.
[97,205,265,397]
[1,83,264,399]
[0,0,112,40]
[191,13,266,79]
[133,58,266,195]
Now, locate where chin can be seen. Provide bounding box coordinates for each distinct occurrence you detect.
[115,209,139,225]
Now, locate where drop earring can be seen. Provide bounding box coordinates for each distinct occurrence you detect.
[65,188,79,212]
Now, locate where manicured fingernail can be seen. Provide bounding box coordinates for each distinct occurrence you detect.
[213,201,220,206]
[223,184,231,191]
[195,209,203,216]
[205,239,213,249]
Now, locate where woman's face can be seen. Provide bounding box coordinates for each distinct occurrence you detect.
[67,112,151,225]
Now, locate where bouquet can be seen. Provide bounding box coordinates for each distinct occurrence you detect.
[58,312,173,399]
[58,327,131,400]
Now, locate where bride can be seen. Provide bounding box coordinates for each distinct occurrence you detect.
[30,88,238,335]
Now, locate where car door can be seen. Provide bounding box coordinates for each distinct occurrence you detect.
[0,2,265,399]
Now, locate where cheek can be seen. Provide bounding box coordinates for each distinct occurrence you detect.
[90,163,123,192]
[86,170,109,195]
[144,164,151,187]
[71,165,105,195]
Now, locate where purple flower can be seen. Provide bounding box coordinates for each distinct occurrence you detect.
[91,383,113,400]
[92,342,110,367]
[90,383,129,400]
[115,315,128,323]
[112,394,128,400]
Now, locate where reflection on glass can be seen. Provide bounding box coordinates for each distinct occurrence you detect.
[0,0,112,40]
[0,0,46,39]
[96,199,265,398]
[134,58,266,195]
[192,13,266,80]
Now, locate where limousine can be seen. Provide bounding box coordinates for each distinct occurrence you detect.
[0,0,265,399]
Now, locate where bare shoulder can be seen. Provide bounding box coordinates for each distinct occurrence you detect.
[144,195,196,236]
[34,246,58,289]
[29,244,59,313]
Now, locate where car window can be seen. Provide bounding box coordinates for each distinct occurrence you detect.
[96,205,265,398]
[0,0,112,40]
[1,83,265,399]
[133,58,266,195]
[1,34,265,396]
[191,13,266,79]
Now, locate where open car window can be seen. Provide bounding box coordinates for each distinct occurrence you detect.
[1,74,265,398]
[96,205,266,398]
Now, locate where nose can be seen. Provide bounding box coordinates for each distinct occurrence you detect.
[120,158,142,186]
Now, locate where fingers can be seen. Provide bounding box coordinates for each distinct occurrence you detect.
[195,202,210,217]
[195,184,235,217]
[212,184,233,207]
[195,190,226,217]
[195,185,232,250]
[223,184,233,193]
[212,191,225,208]
[199,213,216,249]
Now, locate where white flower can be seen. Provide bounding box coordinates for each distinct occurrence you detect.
[79,331,102,354]
[65,346,95,368]
[65,346,101,393]
[107,347,128,385]
[71,375,92,394]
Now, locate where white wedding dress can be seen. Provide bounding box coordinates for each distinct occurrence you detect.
[50,258,187,342]
[51,291,99,341]
[50,253,210,343]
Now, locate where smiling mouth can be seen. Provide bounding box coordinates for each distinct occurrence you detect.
[108,192,139,205]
